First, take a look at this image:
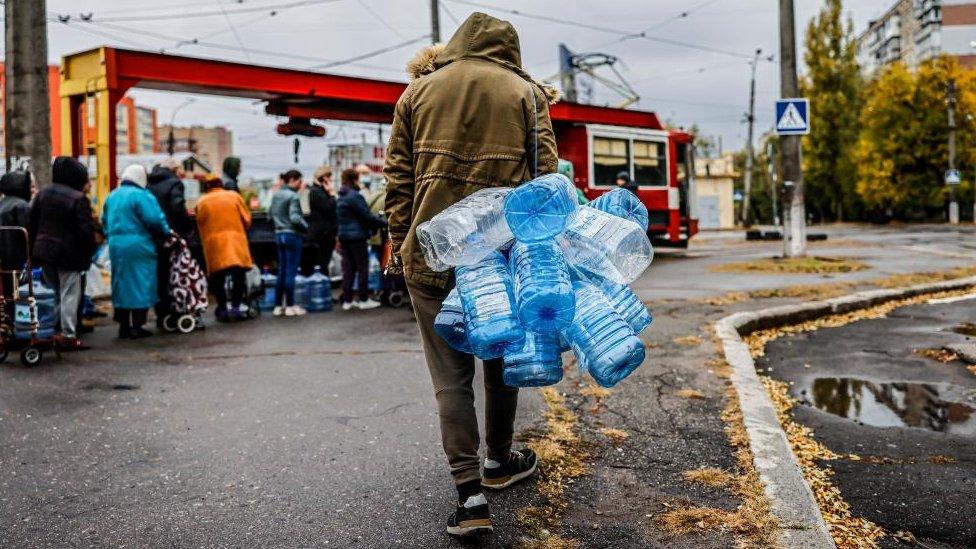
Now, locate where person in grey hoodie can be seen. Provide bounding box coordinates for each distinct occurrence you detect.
[268,169,308,316]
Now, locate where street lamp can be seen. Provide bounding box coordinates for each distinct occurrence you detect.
[166,98,196,156]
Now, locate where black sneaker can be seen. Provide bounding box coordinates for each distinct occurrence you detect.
[446,494,492,537]
[481,449,538,490]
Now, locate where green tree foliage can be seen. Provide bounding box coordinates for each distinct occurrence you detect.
[855,56,976,219]
[801,0,863,221]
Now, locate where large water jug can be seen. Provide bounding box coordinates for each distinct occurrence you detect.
[417,187,514,270]
[510,241,575,332]
[455,250,525,359]
[503,331,564,388]
[562,280,645,388]
[260,268,277,311]
[434,288,471,353]
[503,173,577,241]
[368,249,382,291]
[15,278,56,339]
[307,266,332,312]
[590,188,649,231]
[558,206,654,284]
[294,273,309,309]
[598,279,652,335]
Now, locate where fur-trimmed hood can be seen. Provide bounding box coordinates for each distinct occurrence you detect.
[406,12,560,105]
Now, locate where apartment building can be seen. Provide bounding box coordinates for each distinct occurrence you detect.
[857,0,976,73]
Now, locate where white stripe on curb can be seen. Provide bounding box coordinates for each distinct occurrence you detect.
[716,275,976,549]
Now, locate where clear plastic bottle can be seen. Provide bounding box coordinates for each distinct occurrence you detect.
[417,187,514,270]
[510,240,575,332]
[307,266,332,312]
[434,288,471,353]
[260,268,277,311]
[368,249,382,291]
[294,273,309,309]
[455,250,525,359]
[562,279,645,388]
[503,331,564,388]
[503,173,577,241]
[558,206,654,284]
[15,276,55,339]
[597,279,652,334]
[590,188,649,231]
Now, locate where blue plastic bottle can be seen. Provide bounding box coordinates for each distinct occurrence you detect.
[590,188,650,231]
[503,331,564,388]
[434,288,471,353]
[368,249,381,291]
[503,173,577,241]
[15,277,55,339]
[294,273,309,309]
[597,279,652,335]
[260,268,277,311]
[307,266,332,312]
[455,251,525,359]
[562,280,645,388]
[510,241,575,332]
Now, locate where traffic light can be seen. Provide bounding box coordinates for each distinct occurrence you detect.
[276,117,326,138]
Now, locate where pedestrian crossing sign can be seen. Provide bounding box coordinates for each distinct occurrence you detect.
[775,98,810,135]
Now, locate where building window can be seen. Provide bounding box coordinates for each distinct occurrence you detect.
[593,136,629,186]
[633,140,668,186]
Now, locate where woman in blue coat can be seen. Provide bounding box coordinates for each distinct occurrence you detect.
[103,164,172,339]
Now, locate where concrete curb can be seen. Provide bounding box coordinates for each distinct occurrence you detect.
[715,276,976,549]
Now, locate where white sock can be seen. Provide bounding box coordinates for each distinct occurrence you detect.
[463,493,487,508]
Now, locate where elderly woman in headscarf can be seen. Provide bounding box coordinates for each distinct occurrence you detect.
[102,164,171,339]
[195,173,253,322]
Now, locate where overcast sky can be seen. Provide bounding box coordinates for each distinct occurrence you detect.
[41,0,893,177]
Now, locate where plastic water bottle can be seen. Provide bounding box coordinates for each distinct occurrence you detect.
[503,331,564,388]
[260,268,277,311]
[562,280,645,388]
[455,250,525,359]
[558,206,654,284]
[307,266,332,312]
[368,249,381,291]
[597,279,652,334]
[15,278,55,339]
[590,188,649,231]
[503,173,577,241]
[434,288,471,353]
[294,273,309,309]
[509,240,575,331]
[417,187,514,270]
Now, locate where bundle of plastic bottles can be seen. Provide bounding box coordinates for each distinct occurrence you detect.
[423,173,654,389]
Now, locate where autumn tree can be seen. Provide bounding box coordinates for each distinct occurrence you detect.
[801,0,863,221]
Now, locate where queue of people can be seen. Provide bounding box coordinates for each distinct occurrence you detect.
[0,155,390,354]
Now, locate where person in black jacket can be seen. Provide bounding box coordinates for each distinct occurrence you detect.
[336,168,386,311]
[307,165,338,276]
[147,159,195,325]
[0,170,32,335]
[222,156,242,193]
[616,170,638,195]
[28,157,97,351]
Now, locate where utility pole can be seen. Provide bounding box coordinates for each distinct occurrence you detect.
[4,0,52,187]
[741,48,762,227]
[430,0,441,44]
[947,79,960,224]
[779,0,806,257]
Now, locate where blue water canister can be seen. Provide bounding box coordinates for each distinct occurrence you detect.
[455,250,525,359]
[15,278,56,339]
[307,266,332,312]
[434,288,471,353]
[294,273,309,309]
[503,173,578,241]
[509,241,575,332]
[562,280,645,388]
[260,268,277,311]
[502,331,564,388]
[597,279,653,335]
[368,249,382,291]
[590,188,650,231]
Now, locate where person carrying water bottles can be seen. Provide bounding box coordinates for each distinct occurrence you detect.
[383,12,559,537]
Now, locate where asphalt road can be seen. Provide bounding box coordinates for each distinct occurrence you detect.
[1,224,974,548]
[759,297,976,548]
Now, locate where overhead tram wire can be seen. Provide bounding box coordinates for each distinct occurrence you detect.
[85,0,324,16]
[215,0,253,62]
[307,34,431,70]
[69,0,343,23]
[356,0,406,40]
[442,0,758,60]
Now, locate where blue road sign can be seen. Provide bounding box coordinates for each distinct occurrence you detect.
[775,98,810,136]
[946,169,961,185]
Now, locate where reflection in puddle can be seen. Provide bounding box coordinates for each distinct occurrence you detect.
[799,378,976,435]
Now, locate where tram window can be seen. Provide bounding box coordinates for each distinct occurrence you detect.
[593,137,629,186]
[633,140,667,186]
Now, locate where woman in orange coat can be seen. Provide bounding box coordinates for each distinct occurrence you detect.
[195,174,253,322]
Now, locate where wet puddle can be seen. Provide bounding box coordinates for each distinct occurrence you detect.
[796,378,976,435]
